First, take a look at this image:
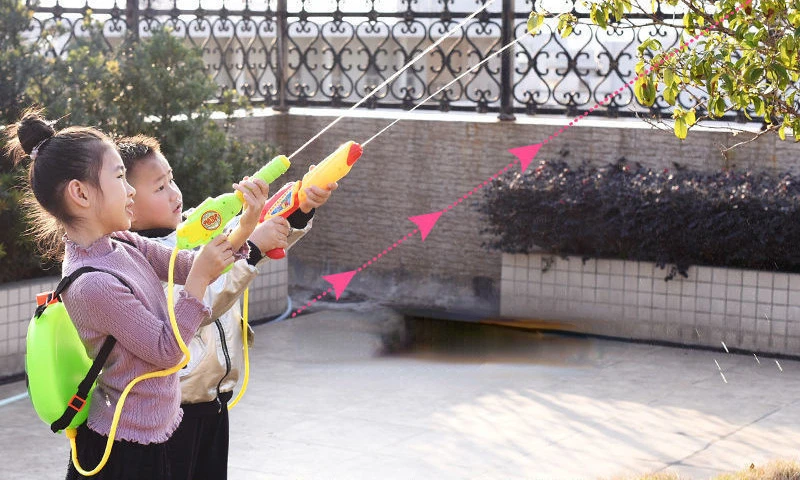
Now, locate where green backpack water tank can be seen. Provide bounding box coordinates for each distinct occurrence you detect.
[26,300,94,431]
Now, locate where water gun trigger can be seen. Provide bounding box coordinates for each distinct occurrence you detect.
[258,182,301,260]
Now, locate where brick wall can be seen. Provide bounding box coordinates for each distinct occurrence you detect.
[229,110,800,315]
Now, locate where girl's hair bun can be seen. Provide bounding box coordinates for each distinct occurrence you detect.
[17,112,55,156]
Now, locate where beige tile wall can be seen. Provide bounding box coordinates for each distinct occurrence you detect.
[501,253,800,356]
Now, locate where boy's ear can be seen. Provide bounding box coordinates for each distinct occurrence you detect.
[65,179,92,209]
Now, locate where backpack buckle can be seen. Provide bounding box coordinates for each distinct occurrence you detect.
[68,395,87,412]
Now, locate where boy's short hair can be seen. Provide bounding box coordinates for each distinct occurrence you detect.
[116,134,162,172]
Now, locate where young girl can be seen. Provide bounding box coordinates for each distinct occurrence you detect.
[5,110,255,479]
[116,135,336,479]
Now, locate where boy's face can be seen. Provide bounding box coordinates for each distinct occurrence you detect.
[127,152,183,231]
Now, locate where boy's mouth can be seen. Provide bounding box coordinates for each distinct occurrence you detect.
[174,203,182,214]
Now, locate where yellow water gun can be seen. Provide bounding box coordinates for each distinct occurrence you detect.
[259,141,362,259]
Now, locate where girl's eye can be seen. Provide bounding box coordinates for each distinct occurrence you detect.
[157,185,165,192]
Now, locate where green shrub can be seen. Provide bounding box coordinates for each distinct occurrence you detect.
[1,10,278,283]
[0,0,60,282]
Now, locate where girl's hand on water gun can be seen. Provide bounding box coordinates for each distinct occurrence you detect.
[193,235,235,283]
[299,165,338,213]
[235,177,270,230]
[250,216,290,254]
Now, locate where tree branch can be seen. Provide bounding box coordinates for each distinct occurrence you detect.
[718,125,777,158]
[679,0,737,37]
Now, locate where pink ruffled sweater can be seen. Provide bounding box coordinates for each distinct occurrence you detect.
[61,230,218,444]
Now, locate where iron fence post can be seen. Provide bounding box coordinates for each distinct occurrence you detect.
[274,0,289,112]
[126,0,139,41]
[498,0,515,121]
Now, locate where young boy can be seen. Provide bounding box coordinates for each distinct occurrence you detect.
[116,135,337,479]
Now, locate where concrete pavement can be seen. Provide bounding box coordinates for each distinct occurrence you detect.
[1,306,799,479]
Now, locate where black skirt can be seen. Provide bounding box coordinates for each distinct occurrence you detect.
[65,423,171,480]
[165,390,232,480]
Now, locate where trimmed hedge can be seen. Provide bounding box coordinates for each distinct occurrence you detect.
[480,159,800,278]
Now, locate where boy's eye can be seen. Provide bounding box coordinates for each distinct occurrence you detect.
[157,185,165,191]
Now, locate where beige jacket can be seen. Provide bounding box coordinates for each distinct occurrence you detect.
[153,214,311,405]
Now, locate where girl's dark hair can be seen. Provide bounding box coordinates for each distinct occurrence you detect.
[116,134,162,175]
[4,107,113,259]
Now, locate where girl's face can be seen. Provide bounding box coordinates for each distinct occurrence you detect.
[95,146,136,233]
[127,153,183,231]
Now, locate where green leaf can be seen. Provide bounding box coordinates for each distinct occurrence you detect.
[685,108,696,126]
[674,117,688,139]
[634,75,646,103]
[707,95,724,117]
[527,11,545,36]
[663,67,675,87]
[746,66,764,84]
[779,125,787,141]
[643,75,657,105]
[770,63,791,88]
[590,3,608,29]
[557,13,576,38]
[753,97,765,117]
[716,96,728,117]
[637,38,662,55]
[663,84,678,105]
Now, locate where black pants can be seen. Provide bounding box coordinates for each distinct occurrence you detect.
[166,391,232,480]
[65,423,171,480]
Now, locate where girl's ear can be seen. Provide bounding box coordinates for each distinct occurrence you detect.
[65,179,92,209]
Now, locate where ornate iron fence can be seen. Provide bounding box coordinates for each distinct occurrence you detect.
[23,0,739,121]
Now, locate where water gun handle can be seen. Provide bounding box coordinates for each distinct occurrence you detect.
[260,141,363,260]
[259,183,302,260]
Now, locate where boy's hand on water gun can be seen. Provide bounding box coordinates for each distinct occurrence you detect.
[235,177,270,230]
[299,165,338,213]
[250,216,290,254]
